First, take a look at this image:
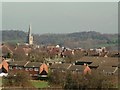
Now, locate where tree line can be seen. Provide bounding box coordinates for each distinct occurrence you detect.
[2,30,118,49]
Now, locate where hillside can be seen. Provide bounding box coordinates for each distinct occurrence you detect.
[2,30,27,43]
[1,30,118,49]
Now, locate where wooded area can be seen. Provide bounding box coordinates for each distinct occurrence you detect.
[2,30,118,49]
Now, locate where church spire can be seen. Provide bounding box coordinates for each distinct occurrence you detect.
[28,24,31,36]
[26,24,33,45]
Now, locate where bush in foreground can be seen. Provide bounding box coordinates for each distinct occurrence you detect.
[2,70,33,88]
[64,70,116,90]
[48,70,117,89]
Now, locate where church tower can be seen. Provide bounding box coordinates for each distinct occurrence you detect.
[27,24,33,45]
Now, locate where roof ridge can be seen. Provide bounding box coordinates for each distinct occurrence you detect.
[113,67,118,73]
[67,64,72,69]
[24,61,30,67]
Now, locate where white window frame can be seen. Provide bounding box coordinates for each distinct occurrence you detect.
[30,74,33,76]
[15,67,18,70]
[34,74,38,76]
[29,68,33,71]
[34,68,39,71]
[25,68,29,71]
[9,66,13,70]
[19,67,22,70]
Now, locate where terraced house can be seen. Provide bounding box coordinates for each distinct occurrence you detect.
[8,61,48,79]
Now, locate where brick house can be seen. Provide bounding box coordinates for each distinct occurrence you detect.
[24,62,42,79]
[8,61,48,79]
[50,63,71,72]
[68,65,84,74]
[40,63,48,77]
[9,61,28,71]
[0,58,9,76]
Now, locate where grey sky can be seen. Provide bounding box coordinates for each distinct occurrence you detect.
[2,2,118,34]
[0,2,2,43]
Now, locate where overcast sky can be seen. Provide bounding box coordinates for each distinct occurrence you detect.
[2,2,118,34]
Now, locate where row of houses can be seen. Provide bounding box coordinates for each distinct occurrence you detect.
[0,58,93,79]
[0,58,48,79]
[1,43,120,62]
[46,45,119,57]
[75,57,119,75]
[1,57,118,79]
[48,56,118,75]
[0,44,119,80]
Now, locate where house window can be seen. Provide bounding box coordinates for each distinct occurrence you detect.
[19,67,22,70]
[25,68,29,71]
[9,66,13,70]
[30,74,33,76]
[15,67,18,70]
[34,68,39,71]
[29,68,33,71]
[34,74,38,76]
[72,71,75,73]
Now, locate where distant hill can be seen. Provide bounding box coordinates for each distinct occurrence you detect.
[2,30,118,49]
[2,30,27,43]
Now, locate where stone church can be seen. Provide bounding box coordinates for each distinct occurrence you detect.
[27,24,33,45]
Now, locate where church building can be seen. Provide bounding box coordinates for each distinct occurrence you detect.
[27,24,33,45]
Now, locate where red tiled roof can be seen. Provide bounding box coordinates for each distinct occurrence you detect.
[2,60,9,72]
[0,59,9,72]
[83,65,91,75]
[0,64,2,69]
[40,63,48,73]
[63,50,72,56]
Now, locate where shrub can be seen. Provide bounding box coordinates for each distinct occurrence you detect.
[2,70,33,88]
[63,70,116,90]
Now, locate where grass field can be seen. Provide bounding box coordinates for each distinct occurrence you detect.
[31,80,48,88]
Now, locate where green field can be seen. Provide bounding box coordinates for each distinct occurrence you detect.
[31,80,48,88]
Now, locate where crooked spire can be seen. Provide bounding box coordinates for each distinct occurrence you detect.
[27,24,33,45]
[28,24,31,36]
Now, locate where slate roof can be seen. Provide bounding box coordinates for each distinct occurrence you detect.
[68,65,84,72]
[25,62,42,68]
[9,61,28,67]
[50,63,71,70]
[76,57,94,62]
[88,61,99,67]
[88,60,100,67]
[75,60,92,65]
[97,66,118,73]
[80,57,118,67]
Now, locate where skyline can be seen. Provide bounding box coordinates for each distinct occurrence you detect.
[2,2,118,34]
